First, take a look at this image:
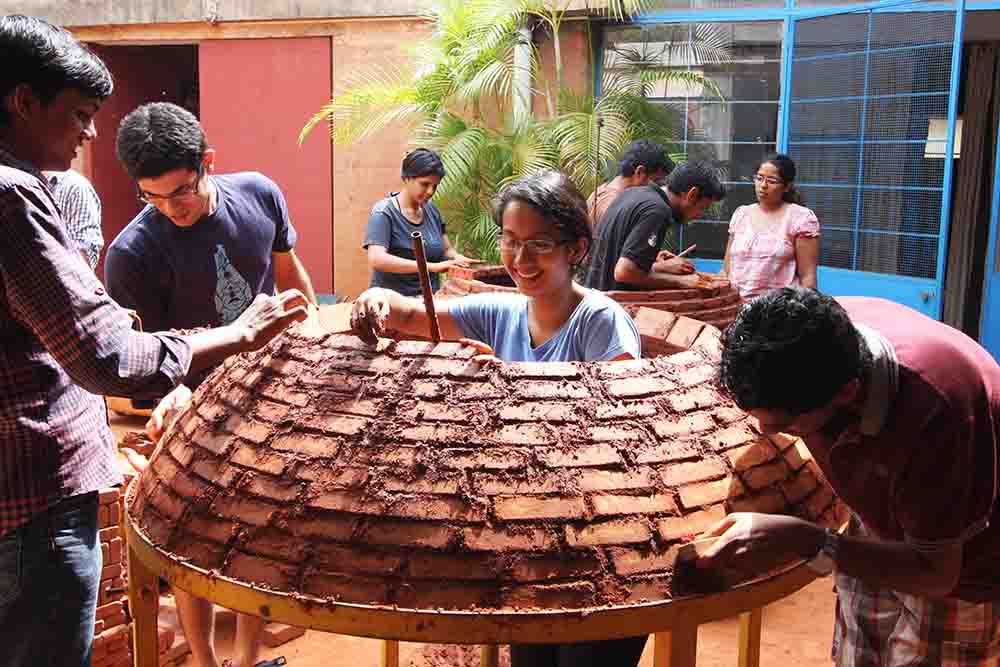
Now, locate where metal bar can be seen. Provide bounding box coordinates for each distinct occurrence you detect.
[410,231,442,342]
[620,0,972,25]
[791,91,948,103]
[791,39,952,63]
[791,139,946,145]
[821,227,941,239]
[851,11,874,271]
[977,112,1000,347]
[934,0,966,319]
[797,183,943,191]
[777,15,796,153]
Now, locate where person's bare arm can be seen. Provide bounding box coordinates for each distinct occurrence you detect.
[795,236,820,289]
[442,234,482,268]
[367,244,455,274]
[272,249,318,304]
[350,287,464,343]
[719,234,735,279]
[613,257,700,289]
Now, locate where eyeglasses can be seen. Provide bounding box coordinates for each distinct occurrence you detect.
[496,233,563,255]
[136,167,203,205]
[753,174,784,186]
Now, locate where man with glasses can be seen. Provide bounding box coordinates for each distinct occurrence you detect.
[585,160,726,292]
[104,101,317,667]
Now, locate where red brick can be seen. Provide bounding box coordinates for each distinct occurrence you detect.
[502,581,596,610]
[726,441,778,470]
[395,581,495,610]
[383,474,460,495]
[517,381,591,400]
[538,444,621,468]
[500,402,579,423]
[707,425,754,451]
[661,459,727,487]
[588,426,644,443]
[805,485,835,520]
[411,357,482,378]
[167,469,213,502]
[454,382,505,401]
[653,413,715,438]
[767,431,800,451]
[387,496,486,523]
[98,526,119,544]
[243,475,302,503]
[303,571,391,605]
[506,553,600,583]
[166,434,196,467]
[741,459,789,490]
[463,526,556,551]
[441,448,528,470]
[308,489,368,513]
[407,552,497,580]
[502,362,579,379]
[784,440,812,470]
[259,384,309,407]
[295,464,368,487]
[238,527,308,562]
[211,494,279,526]
[474,473,563,495]
[255,400,291,424]
[635,440,699,464]
[693,324,722,353]
[598,359,652,377]
[261,624,306,649]
[101,541,110,563]
[148,484,185,521]
[591,493,676,517]
[566,519,651,546]
[395,339,475,358]
[399,424,476,445]
[781,469,819,504]
[224,552,297,590]
[231,442,290,475]
[98,505,109,528]
[272,432,339,458]
[609,546,680,575]
[298,414,368,437]
[193,428,233,456]
[606,376,675,399]
[679,477,742,510]
[632,307,677,342]
[657,505,726,541]
[665,315,705,351]
[413,380,444,399]
[675,364,716,388]
[371,445,420,466]
[495,496,586,521]
[101,563,123,580]
[729,488,787,514]
[286,515,357,542]
[95,601,124,622]
[362,520,455,549]
[99,488,120,506]
[190,460,242,488]
[181,512,238,545]
[595,401,658,420]
[496,424,555,446]
[577,468,655,492]
[408,402,472,423]
[329,397,382,417]
[667,387,719,413]
[712,406,746,425]
[312,543,404,576]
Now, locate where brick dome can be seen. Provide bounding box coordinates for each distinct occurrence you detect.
[128,325,840,612]
[440,265,743,331]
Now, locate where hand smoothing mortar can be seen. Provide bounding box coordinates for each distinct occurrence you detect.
[128,323,842,612]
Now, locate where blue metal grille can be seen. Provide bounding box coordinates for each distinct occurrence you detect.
[786,5,955,278]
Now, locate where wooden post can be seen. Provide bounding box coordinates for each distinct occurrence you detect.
[738,608,763,667]
[382,639,400,667]
[128,544,160,667]
[481,644,500,667]
[653,623,699,667]
[410,231,441,342]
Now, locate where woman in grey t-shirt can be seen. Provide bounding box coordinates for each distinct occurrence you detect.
[362,148,479,296]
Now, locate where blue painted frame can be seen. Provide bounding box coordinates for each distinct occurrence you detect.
[977,113,1000,355]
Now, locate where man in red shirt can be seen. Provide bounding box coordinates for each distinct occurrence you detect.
[705,287,1000,665]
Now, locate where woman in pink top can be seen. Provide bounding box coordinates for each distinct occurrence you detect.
[721,153,820,299]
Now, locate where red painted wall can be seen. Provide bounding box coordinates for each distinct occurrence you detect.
[199,38,334,295]
[89,45,197,278]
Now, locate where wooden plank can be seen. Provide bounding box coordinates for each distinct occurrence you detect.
[654,624,698,667]
[128,543,160,667]
[481,645,500,667]
[738,608,763,667]
[382,639,399,667]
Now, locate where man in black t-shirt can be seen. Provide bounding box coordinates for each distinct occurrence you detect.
[585,161,726,291]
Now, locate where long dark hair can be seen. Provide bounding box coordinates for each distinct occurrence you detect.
[756,153,803,205]
[493,170,592,268]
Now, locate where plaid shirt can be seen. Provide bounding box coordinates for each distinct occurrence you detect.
[0,145,192,537]
[46,169,103,269]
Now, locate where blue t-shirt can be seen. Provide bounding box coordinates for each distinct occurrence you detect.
[105,172,297,332]
[449,291,641,362]
[363,194,447,297]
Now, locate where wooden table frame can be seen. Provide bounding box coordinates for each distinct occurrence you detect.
[126,517,813,667]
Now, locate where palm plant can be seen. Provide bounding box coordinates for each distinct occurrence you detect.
[301,0,729,263]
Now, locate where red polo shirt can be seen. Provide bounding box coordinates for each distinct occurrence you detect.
[818,297,1000,602]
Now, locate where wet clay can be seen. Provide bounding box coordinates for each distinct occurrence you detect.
[128,324,843,612]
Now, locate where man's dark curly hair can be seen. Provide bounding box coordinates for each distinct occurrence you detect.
[719,288,864,414]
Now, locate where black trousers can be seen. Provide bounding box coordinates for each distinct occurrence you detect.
[510,636,648,667]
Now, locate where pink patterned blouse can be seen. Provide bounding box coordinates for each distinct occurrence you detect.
[726,202,820,299]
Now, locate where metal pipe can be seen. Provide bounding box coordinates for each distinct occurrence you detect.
[410,231,442,342]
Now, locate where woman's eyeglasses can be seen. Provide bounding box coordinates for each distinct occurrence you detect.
[496,234,563,255]
[752,174,784,186]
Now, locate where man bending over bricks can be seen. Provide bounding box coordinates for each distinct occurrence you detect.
[0,16,308,667]
[701,287,1000,666]
[106,101,317,667]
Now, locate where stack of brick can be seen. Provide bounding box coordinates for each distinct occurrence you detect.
[92,488,130,667]
[439,264,744,330]
[125,326,844,613]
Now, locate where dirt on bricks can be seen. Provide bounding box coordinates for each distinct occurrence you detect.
[127,322,843,614]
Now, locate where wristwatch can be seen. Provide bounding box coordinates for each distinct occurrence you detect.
[806,528,839,576]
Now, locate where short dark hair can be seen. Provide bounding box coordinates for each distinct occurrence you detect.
[0,15,113,126]
[494,170,593,265]
[401,148,446,180]
[116,102,207,180]
[756,152,803,205]
[618,139,674,178]
[667,161,727,201]
[719,288,865,414]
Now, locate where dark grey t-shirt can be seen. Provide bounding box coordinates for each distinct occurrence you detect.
[363,194,447,296]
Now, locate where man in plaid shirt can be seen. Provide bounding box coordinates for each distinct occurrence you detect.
[0,16,309,667]
[704,288,1000,666]
[44,168,104,269]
